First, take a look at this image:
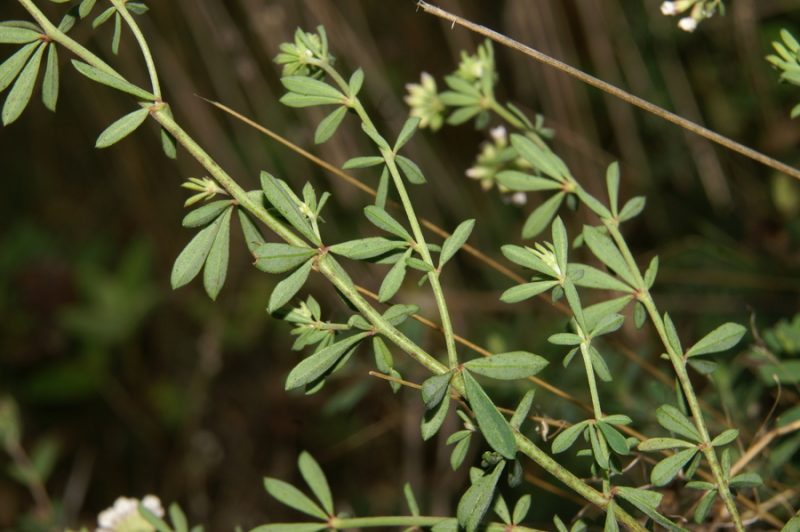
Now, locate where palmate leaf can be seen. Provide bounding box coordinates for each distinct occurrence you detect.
[260,172,318,244]
[0,42,39,93]
[456,461,504,532]
[95,107,149,148]
[462,370,516,459]
[263,478,327,520]
[182,200,233,228]
[297,451,333,515]
[171,211,224,289]
[0,26,40,44]
[2,42,45,126]
[284,332,369,390]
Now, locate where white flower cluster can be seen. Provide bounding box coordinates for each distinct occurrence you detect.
[659,0,710,33]
[97,494,164,532]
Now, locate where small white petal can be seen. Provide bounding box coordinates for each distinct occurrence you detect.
[142,494,165,517]
[489,126,507,143]
[660,2,677,15]
[511,192,528,206]
[678,17,697,32]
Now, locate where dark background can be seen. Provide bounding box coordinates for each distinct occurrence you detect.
[1,0,799,529]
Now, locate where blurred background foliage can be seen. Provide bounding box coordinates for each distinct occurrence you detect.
[0,0,799,529]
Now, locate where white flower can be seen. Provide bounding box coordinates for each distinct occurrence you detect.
[510,192,527,206]
[489,125,507,144]
[96,494,164,532]
[660,2,678,15]
[678,16,698,32]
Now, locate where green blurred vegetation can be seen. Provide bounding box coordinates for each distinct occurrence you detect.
[0,0,799,529]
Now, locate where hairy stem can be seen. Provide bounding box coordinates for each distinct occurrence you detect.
[578,342,603,420]
[109,0,162,99]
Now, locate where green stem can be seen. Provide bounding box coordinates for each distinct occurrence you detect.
[109,0,162,99]
[17,0,123,78]
[603,221,744,532]
[330,515,544,531]
[488,98,524,130]
[578,341,603,420]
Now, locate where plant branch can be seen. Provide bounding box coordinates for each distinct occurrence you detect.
[109,0,162,99]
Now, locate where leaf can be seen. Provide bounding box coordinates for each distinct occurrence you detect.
[251,525,325,532]
[512,494,531,524]
[41,43,58,111]
[79,0,98,18]
[456,461,504,532]
[522,192,565,239]
[597,421,629,455]
[183,200,233,228]
[569,263,632,292]
[615,486,663,511]
[253,243,315,274]
[551,421,588,454]
[0,27,40,44]
[711,429,739,447]
[268,259,313,313]
[382,304,418,326]
[686,322,747,358]
[71,60,155,100]
[510,390,535,430]
[171,217,222,289]
[547,333,582,346]
[314,105,347,144]
[729,472,762,488]
[298,452,333,515]
[440,219,475,268]
[650,447,698,486]
[638,438,696,451]
[348,68,364,96]
[588,424,609,469]
[263,478,327,519]
[496,170,561,191]
[92,6,114,28]
[421,390,450,440]
[464,352,548,380]
[604,503,619,532]
[500,280,558,303]
[138,504,170,532]
[421,371,452,409]
[618,197,646,222]
[0,42,39,93]
[447,105,481,125]
[364,206,412,241]
[551,217,568,274]
[159,106,177,159]
[372,336,393,373]
[394,117,419,151]
[329,237,405,260]
[462,371,516,459]
[494,495,511,524]
[663,313,684,356]
[606,162,620,215]
[450,434,471,470]
[111,13,121,55]
[694,490,717,524]
[396,155,426,184]
[379,254,408,302]
[203,206,233,300]
[634,301,647,328]
[282,76,344,101]
[280,92,344,108]
[510,134,568,182]
[95,107,149,148]
[644,256,659,288]
[361,121,390,150]
[260,172,318,244]
[342,156,384,169]
[582,226,636,286]
[656,405,701,442]
[284,332,369,390]
[168,503,188,532]
[2,43,44,126]
[501,244,555,275]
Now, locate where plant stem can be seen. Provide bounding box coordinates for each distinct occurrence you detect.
[579,341,603,420]
[330,515,544,530]
[603,221,744,532]
[109,0,162,99]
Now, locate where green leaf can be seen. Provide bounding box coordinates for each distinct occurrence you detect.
[329,237,405,260]
[450,434,471,470]
[456,461,504,532]
[597,421,629,455]
[643,256,659,288]
[284,332,369,390]
[394,117,419,151]
[604,503,619,532]
[522,192,565,239]
[551,420,588,454]
[618,196,646,222]
[638,437,696,452]
[251,525,325,532]
[169,503,188,532]
[298,451,333,515]
[111,12,121,55]
[79,0,98,18]
[510,390,535,430]
[138,504,170,532]
[263,478,328,519]
[382,303,418,326]
[501,244,555,275]
[238,212,266,254]
[379,252,408,302]
[159,106,177,159]
[404,482,420,516]
[260,172,318,244]
[447,105,481,125]
[590,313,625,337]
[686,322,746,358]
[510,134,568,182]
[711,429,739,447]
[552,217,568,275]
[656,404,701,442]
[663,312,683,356]
[582,226,636,286]
[421,389,450,440]
[348,68,364,96]
[421,371,452,409]
[588,424,609,469]
[500,280,559,303]
[650,447,698,486]
[2,42,44,126]
[268,259,313,313]
[282,76,344,101]
[440,219,475,268]
[71,60,155,100]
[92,6,114,28]
[512,494,531,525]
[375,169,389,208]
[342,155,384,169]
[729,472,762,488]
[464,352,548,380]
[364,205,412,241]
[203,206,233,300]
[0,42,39,93]
[372,336,394,374]
[602,414,632,425]
[634,301,646,328]
[171,217,222,289]
[494,495,511,524]
[95,107,149,148]
[496,170,561,191]
[361,121,391,150]
[462,371,516,459]
[253,243,315,274]
[0,27,40,44]
[280,92,343,108]
[183,200,233,228]
[694,490,717,524]
[396,155,426,184]
[548,333,582,346]
[314,105,347,144]
[569,263,632,292]
[606,162,620,215]
[41,43,58,111]
[615,486,663,511]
